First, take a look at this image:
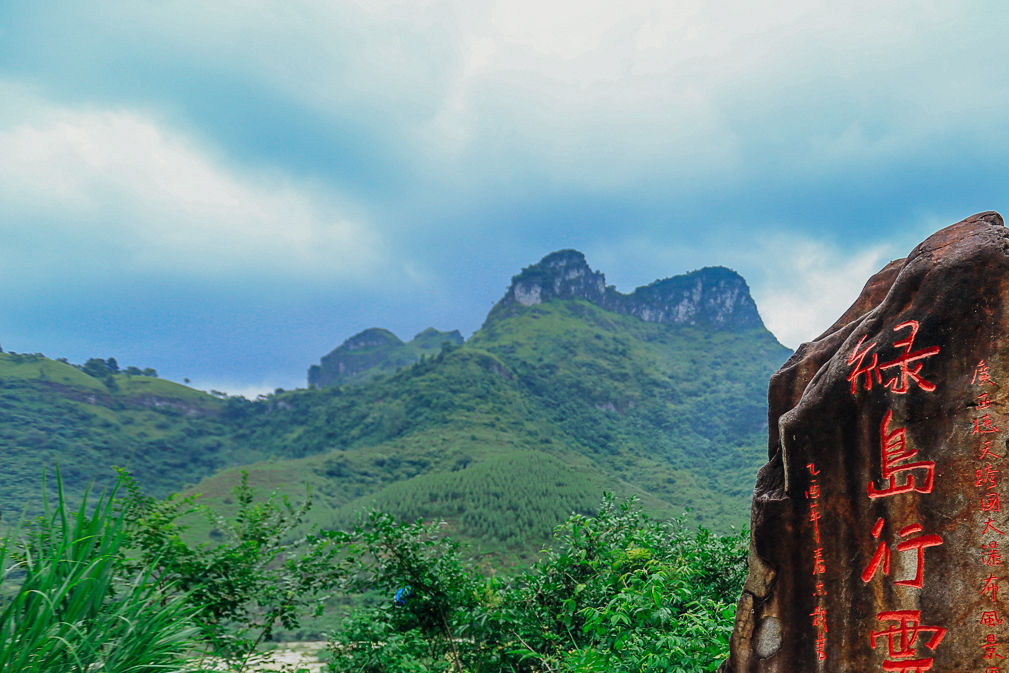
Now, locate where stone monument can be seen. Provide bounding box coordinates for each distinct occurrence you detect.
[721,211,1009,672]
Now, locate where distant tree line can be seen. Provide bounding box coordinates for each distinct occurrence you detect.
[79,357,157,379]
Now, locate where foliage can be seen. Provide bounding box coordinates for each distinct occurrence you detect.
[118,470,346,671]
[0,474,196,672]
[505,495,746,672]
[324,512,493,673]
[324,496,747,673]
[309,327,464,388]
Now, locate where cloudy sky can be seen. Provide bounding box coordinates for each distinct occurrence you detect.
[2,2,1007,396]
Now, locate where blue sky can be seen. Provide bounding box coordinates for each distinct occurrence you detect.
[2,2,1007,396]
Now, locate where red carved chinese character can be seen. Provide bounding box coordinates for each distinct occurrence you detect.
[978,464,1000,491]
[983,574,1001,601]
[809,504,821,543]
[810,606,828,630]
[978,392,994,410]
[975,414,1001,435]
[981,610,1004,626]
[984,493,1002,512]
[869,610,945,672]
[877,321,940,394]
[984,633,1005,660]
[983,541,1004,567]
[807,482,821,499]
[807,462,820,476]
[812,547,826,575]
[984,667,1000,673]
[983,518,1005,537]
[848,334,882,394]
[868,410,935,499]
[974,360,997,387]
[894,524,943,588]
[980,441,1003,461]
[863,518,891,582]
[861,518,942,588]
[813,580,825,597]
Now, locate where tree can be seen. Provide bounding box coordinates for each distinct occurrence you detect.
[118,471,347,672]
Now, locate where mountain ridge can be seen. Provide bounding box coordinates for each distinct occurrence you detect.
[2,249,791,552]
[487,249,765,331]
[308,327,464,388]
[308,249,774,389]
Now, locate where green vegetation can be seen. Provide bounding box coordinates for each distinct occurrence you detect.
[118,470,346,671]
[0,475,196,672]
[2,294,788,554]
[2,472,747,672]
[0,260,783,670]
[0,351,265,518]
[189,299,787,549]
[325,494,746,673]
[309,327,465,387]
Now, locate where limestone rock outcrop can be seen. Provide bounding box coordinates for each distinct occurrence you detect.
[489,249,764,330]
[721,211,1009,672]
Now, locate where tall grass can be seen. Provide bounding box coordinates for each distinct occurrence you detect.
[0,475,197,672]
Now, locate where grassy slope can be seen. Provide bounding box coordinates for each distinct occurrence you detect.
[0,352,263,517]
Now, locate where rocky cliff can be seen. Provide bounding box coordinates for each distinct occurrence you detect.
[488,249,765,330]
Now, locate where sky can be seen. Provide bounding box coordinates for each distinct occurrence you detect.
[2,2,1008,397]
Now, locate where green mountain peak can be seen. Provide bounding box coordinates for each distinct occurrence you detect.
[308,327,464,388]
[488,250,767,331]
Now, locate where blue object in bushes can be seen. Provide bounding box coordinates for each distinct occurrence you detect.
[394,586,411,605]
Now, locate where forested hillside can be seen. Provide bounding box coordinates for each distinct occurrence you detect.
[2,251,790,554]
[0,353,261,517]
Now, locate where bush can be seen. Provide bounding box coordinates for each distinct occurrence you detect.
[118,470,346,671]
[323,496,747,673]
[0,475,196,672]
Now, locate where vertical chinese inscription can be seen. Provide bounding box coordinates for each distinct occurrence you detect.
[849,320,945,672]
[807,462,828,661]
[971,359,1005,671]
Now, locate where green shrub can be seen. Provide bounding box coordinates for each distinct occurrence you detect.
[324,496,747,673]
[0,475,196,672]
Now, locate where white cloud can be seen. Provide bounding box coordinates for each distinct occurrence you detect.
[745,238,894,349]
[12,1,1009,204]
[589,229,903,351]
[0,87,383,282]
[190,379,294,400]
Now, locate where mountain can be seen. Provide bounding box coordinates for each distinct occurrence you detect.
[308,327,464,388]
[2,250,790,553]
[182,252,790,547]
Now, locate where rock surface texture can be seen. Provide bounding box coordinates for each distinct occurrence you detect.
[490,249,764,330]
[721,211,1009,672]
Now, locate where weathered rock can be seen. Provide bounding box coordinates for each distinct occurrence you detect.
[488,249,765,330]
[721,211,1009,672]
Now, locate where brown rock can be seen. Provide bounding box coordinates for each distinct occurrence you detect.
[721,212,1009,672]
